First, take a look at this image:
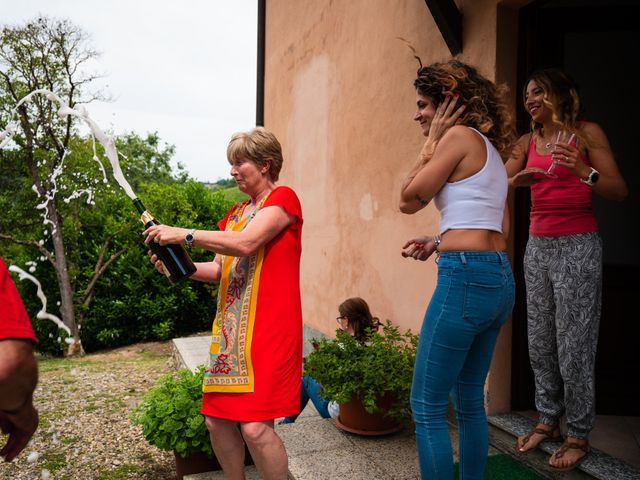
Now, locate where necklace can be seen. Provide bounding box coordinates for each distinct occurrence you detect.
[539,130,555,151]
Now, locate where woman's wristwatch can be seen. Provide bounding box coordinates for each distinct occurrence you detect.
[185,229,196,247]
[581,167,600,187]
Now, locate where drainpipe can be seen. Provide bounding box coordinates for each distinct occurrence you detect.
[256,0,266,126]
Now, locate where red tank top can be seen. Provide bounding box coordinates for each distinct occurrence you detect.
[526,133,598,236]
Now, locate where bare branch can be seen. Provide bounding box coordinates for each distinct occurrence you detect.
[81,242,127,308]
[0,233,54,265]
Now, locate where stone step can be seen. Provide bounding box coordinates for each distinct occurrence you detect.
[184,465,262,480]
[488,413,640,480]
[173,337,636,480]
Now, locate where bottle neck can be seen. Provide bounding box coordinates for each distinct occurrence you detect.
[133,198,146,215]
[140,211,154,225]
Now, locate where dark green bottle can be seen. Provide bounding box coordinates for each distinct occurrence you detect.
[133,198,196,283]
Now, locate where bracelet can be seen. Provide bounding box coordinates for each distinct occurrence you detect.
[433,235,441,251]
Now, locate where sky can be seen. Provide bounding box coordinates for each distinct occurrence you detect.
[3,0,258,183]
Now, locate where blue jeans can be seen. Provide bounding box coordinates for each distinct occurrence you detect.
[411,251,515,480]
[280,375,331,424]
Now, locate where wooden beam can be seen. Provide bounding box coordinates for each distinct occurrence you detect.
[424,0,463,55]
[256,0,266,126]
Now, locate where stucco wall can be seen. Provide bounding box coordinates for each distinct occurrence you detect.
[264,0,507,335]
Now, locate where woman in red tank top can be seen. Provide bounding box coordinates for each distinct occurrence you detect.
[506,69,627,471]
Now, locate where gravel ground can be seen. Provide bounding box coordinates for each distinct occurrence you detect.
[0,341,178,480]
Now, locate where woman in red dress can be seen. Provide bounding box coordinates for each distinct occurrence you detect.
[146,127,303,480]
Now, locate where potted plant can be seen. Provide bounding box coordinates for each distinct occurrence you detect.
[303,321,418,435]
[131,366,251,479]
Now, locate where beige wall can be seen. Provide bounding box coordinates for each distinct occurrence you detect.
[264,0,524,414]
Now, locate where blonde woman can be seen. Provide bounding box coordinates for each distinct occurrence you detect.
[507,68,627,471]
[146,127,303,480]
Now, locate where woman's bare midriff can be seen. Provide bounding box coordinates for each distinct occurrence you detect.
[439,229,507,252]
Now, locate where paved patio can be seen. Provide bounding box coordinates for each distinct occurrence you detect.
[173,335,639,480]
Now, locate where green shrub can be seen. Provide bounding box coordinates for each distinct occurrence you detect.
[130,366,212,458]
[303,321,418,422]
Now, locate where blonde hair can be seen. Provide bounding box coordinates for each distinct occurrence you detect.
[227,127,284,181]
[524,69,589,147]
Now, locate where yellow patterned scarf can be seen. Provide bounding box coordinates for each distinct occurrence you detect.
[203,199,266,393]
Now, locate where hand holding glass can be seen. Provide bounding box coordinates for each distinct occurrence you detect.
[547,130,575,177]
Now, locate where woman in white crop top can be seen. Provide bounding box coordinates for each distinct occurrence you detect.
[398,59,516,480]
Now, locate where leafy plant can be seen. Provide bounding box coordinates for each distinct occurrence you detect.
[303,321,419,422]
[130,366,212,458]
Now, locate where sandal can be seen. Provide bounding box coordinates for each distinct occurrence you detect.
[549,440,590,472]
[515,425,563,454]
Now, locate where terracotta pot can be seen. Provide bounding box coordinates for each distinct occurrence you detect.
[174,451,221,480]
[335,394,403,436]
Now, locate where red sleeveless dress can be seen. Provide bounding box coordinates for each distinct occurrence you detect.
[201,186,303,421]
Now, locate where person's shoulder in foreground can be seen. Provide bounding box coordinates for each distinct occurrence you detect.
[0,256,39,462]
[0,257,36,341]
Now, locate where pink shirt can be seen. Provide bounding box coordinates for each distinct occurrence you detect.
[526,134,598,236]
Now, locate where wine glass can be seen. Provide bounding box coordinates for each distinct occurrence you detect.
[546,130,575,177]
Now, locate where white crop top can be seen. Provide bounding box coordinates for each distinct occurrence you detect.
[433,128,507,234]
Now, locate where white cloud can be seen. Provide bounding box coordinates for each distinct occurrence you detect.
[3,0,257,182]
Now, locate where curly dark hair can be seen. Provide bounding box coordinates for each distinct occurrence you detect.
[414,60,514,158]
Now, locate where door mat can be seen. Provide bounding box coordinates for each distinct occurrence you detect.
[454,453,543,479]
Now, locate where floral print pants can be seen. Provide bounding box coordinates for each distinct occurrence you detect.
[524,232,602,439]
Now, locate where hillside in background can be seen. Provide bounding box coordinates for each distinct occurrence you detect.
[207,178,247,203]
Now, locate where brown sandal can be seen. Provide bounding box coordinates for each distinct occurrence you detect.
[549,440,590,471]
[515,425,563,454]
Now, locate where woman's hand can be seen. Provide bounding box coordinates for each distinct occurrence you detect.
[0,401,38,462]
[147,250,167,275]
[510,167,547,187]
[401,236,437,261]
[419,95,466,164]
[143,225,189,246]
[552,142,590,179]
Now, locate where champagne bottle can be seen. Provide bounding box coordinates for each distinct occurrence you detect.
[133,198,196,284]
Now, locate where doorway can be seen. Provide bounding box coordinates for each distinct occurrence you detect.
[511,0,640,415]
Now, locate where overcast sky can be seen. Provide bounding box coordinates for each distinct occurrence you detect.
[3,0,257,183]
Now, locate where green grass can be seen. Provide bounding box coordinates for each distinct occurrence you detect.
[61,435,81,445]
[223,186,248,203]
[38,359,97,373]
[38,409,68,429]
[41,451,67,473]
[454,453,543,479]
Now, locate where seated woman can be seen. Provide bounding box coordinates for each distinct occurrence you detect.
[280,297,381,424]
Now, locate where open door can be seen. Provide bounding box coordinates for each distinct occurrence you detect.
[511,0,640,415]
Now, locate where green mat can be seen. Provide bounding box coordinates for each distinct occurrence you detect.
[453,453,543,479]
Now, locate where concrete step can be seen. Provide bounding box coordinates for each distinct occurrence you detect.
[172,337,634,480]
[488,413,640,480]
[184,413,420,480]
[184,465,262,479]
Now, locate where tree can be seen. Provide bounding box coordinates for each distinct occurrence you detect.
[0,16,109,354]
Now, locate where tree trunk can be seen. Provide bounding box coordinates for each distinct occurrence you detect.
[48,202,84,356]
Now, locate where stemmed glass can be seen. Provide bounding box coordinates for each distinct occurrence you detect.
[546,130,575,177]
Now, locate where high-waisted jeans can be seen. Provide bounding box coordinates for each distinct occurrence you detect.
[411,251,515,480]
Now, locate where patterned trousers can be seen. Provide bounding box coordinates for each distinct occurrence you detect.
[524,232,602,439]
